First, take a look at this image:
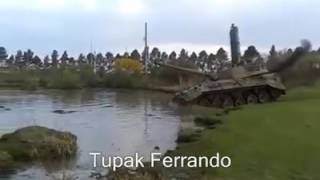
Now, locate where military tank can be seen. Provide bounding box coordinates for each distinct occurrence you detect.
[157,25,310,108]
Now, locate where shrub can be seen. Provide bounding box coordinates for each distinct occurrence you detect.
[103,70,147,89]
[79,64,100,87]
[21,76,39,90]
[0,69,40,89]
[176,128,201,143]
[115,58,144,74]
[0,151,13,168]
[44,67,82,89]
[0,126,77,162]
[194,116,222,128]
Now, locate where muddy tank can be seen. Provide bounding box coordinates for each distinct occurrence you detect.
[158,43,310,108]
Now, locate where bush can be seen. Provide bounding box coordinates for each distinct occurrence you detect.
[0,151,13,169]
[0,126,77,162]
[79,64,101,87]
[194,116,222,128]
[101,58,148,89]
[21,77,39,90]
[115,58,144,74]
[42,67,81,89]
[103,70,147,89]
[0,69,40,89]
[176,128,201,143]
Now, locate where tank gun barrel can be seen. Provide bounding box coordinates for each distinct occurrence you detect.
[155,62,218,80]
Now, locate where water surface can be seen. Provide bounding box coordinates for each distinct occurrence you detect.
[0,89,183,179]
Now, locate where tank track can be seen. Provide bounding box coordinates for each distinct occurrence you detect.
[174,86,285,109]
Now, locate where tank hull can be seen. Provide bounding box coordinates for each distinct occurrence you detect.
[173,74,286,108]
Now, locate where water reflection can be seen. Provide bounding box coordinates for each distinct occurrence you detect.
[0,89,182,179]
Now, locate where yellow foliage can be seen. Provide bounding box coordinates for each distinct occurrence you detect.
[115,58,144,74]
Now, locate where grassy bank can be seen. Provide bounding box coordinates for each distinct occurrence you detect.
[171,86,320,180]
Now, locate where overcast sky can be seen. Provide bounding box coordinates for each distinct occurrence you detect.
[0,0,318,57]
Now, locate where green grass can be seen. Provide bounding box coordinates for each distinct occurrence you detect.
[172,86,320,180]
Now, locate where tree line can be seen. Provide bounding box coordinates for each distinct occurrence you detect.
[0,45,318,72]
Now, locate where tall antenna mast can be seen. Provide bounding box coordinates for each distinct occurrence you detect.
[90,40,93,54]
[144,22,149,73]
[230,24,241,67]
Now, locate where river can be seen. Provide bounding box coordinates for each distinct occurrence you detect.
[0,89,185,179]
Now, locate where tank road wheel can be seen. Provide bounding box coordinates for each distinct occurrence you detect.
[246,93,258,104]
[173,96,188,105]
[211,96,222,107]
[197,96,211,106]
[257,90,271,103]
[221,95,234,109]
[234,95,246,106]
[270,89,282,101]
